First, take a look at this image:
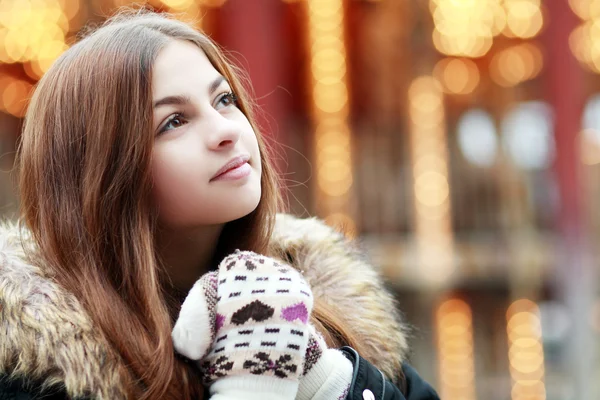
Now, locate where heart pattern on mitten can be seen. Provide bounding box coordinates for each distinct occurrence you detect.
[174,250,314,388]
[230,300,275,325]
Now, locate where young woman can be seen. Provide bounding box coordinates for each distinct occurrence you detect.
[0,9,439,400]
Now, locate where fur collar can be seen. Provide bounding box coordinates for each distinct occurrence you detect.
[0,214,408,399]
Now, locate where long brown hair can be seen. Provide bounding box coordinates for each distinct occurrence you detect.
[17,9,280,399]
[17,8,376,400]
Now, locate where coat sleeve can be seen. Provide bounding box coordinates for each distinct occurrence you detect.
[0,374,69,400]
[339,347,440,400]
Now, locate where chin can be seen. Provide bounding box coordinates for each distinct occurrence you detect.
[219,189,262,224]
[231,198,261,222]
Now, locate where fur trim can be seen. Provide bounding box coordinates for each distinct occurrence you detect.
[270,214,408,383]
[0,221,128,399]
[0,214,408,397]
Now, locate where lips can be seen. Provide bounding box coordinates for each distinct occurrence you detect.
[211,155,251,181]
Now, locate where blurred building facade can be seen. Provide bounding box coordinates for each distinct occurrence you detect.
[0,0,599,399]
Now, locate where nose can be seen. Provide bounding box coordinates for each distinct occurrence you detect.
[205,111,242,151]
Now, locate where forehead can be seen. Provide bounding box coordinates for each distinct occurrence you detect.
[152,40,219,98]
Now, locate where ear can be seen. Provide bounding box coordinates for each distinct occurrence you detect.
[172,271,218,360]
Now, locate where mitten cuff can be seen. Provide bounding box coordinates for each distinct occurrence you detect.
[210,375,299,400]
[296,349,353,400]
[172,271,218,360]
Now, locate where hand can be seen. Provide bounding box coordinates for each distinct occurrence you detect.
[297,325,353,400]
[172,250,314,400]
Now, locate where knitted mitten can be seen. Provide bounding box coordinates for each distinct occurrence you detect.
[297,325,353,400]
[172,250,314,400]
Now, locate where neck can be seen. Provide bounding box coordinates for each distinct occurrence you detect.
[156,224,224,295]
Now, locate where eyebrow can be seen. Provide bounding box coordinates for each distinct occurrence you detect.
[153,75,227,108]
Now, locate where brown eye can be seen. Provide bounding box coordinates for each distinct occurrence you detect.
[215,92,238,110]
[160,113,187,134]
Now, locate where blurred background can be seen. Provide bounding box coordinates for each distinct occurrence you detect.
[0,0,599,399]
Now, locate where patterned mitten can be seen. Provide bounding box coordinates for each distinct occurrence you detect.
[172,250,314,400]
[297,325,353,400]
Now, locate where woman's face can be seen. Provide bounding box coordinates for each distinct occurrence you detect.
[151,40,262,229]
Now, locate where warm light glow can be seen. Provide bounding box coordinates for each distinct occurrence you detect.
[415,171,450,207]
[504,0,544,39]
[432,28,494,58]
[324,212,357,238]
[199,0,228,6]
[570,18,600,73]
[569,0,600,20]
[408,76,454,284]
[162,0,195,9]
[433,58,480,95]
[0,74,33,118]
[506,299,547,400]
[435,299,476,400]
[490,43,544,87]
[160,0,226,10]
[307,0,354,224]
[58,0,80,21]
[157,0,213,29]
[569,1,600,73]
[0,0,71,79]
[430,0,543,58]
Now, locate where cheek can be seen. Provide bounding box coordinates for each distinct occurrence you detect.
[151,150,206,227]
[152,151,195,196]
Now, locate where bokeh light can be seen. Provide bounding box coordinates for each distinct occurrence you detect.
[307,0,354,224]
[504,0,544,39]
[490,42,544,87]
[457,109,498,167]
[0,73,33,118]
[0,0,71,78]
[436,298,476,400]
[433,57,480,95]
[161,0,195,10]
[569,0,600,20]
[506,299,547,400]
[570,18,600,73]
[409,76,454,284]
[430,0,543,58]
[430,0,502,57]
[502,101,555,170]
[569,0,600,73]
